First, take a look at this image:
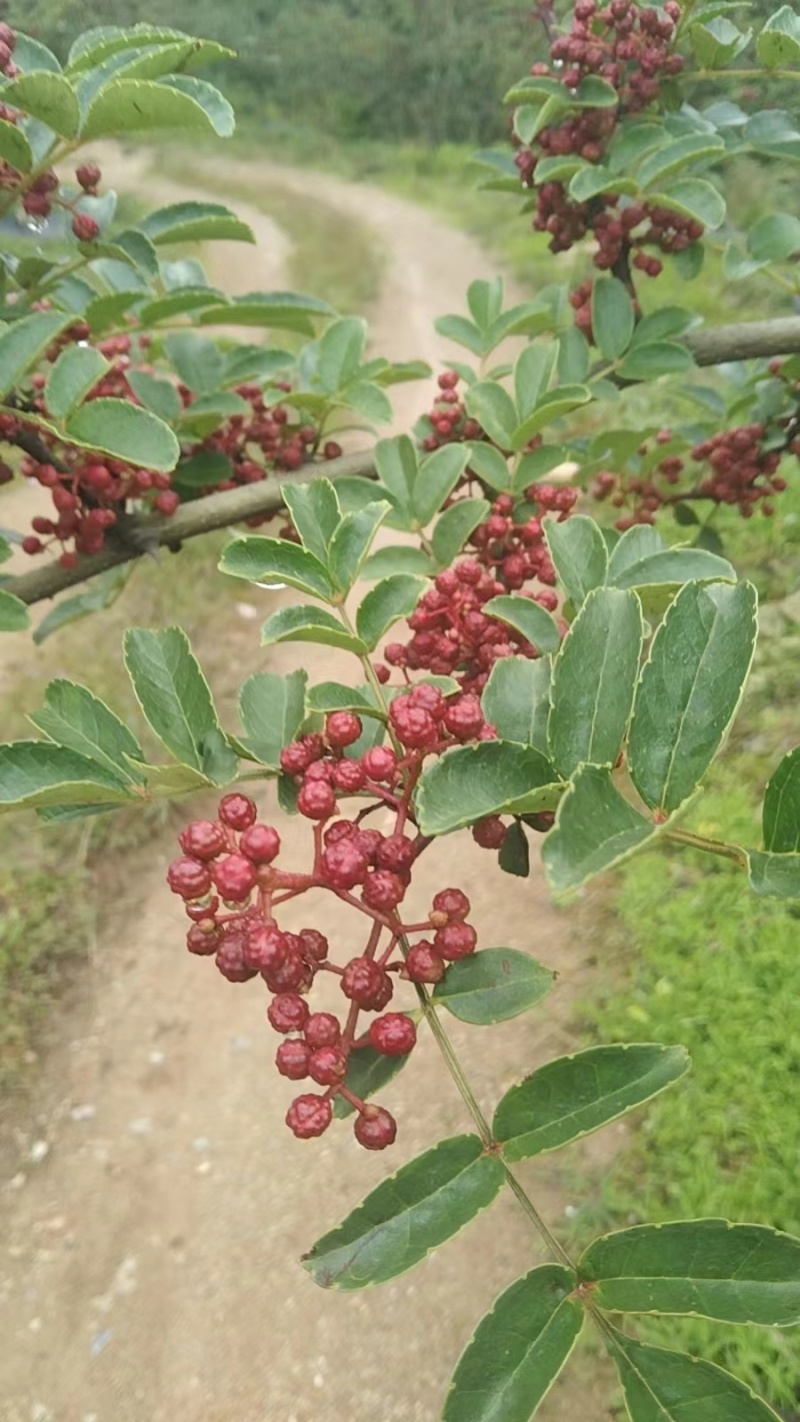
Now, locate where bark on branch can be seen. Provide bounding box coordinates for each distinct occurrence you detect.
[685,317,800,366]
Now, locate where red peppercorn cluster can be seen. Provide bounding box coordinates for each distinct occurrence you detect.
[512,1,703,304]
[167,708,486,1148]
[590,423,794,527]
[419,370,486,453]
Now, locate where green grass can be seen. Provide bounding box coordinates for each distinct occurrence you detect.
[0,527,244,1090]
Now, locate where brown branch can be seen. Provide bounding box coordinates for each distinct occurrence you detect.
[5,450,377,607]
[685,317,800,367]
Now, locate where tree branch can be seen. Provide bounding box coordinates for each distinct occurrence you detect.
[685,317,800,367]
[5,451,377,607]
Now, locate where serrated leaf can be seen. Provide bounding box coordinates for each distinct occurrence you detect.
[355,574,428,651]
[29,680,144,784]
[3,71,80,136]
[127,369,183,424]
[219,538,334,600]
[757,5,800,66]
[0,117,33,173]
[316,316,367,393]
[329,501,391,594]
[432,498,490,567]
[434,948,554,1025]
[64,399,179,472]
[140,201,254,246]
[413,444,469,527]
[137,289,220,325]
[238,669,307,767]
[649,178,726,231]
[549,588,643,779]
[283,479,341,566]
[361,545,436,579]
[608,1332,782,1422]
[484,595,561,655]
[305,683,381,718]
[482,657,552,754]
[443,1265,583,1422]
[628,581,758,813]
[0,588,30,632]
[333,1045,410,1118]
[542,765,661,894]
[748,850,800,900]
[415,741,559,836]
[158,74,234,138]
[261,605,367,654]
[592,278,635,360]
[638,133,725,189]
[570,165,638,203]
[163,332,223,394]
[580,1220,800,1325]
[123,627,221,771]
[607,546,735,590]
[0,312,72,398]
[747,212,800,263]
[373,434,417,515]
[302,1134,504,1290]
[544,515,608,608]
[691,16,752,67]
[514,343,559,419]
[607,525,664,580]
[44,344,109,419]
[493,1043,690,1162]
[0,741,133,812]
[464,381,517,449]
[762,747,800,852]
[511,385,591,448]
[31,566,130,645]
[618,343,695,381]
[499,819,531,877]
[466,442,514,493]
[81,76,228,139]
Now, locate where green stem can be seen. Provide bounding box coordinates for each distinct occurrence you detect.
[664,826,749,869]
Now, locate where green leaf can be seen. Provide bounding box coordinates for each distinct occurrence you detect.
[499,819,531,877]
[31,566,130,645]
[196,293,330,335]
[747,212,800,263]
[607,525,663,581]
[544,514,608,608]
[493,1043,690,1162]
[607,546,735,591]
[443,1265,583,1422]
[305,683,381,718]
[199,725,238,787]
[580,1220,800,1325]
[261,605,367,654]
[511,385,591,448]
[3,72,80,137]
[138,290,219,327]
[316,316,367,392]
[0,589,30,632]
[574,75,619,107]
[123,627,221,771]
[432,498,490,567]
[465,442,513,493]
[649,178,726,231]
[0,118,33,173]
[638,133,725,189]
[329,501,391,594]
[64,399,179,472]
[0,742,133,812]
[514,343,559,418]
[374,435,417,515]
[570,165,638,203]
[158,74,235,138]
[549,588,643,779]
[333,1045,410,1118]
[435,313,488,357]
[127,369,184,424]
[361,545,436,579]
[763,747,800,852]
[608,1333,782,1422]
[163,332,223,394]
[434,948,554,1025]
[464,381,517,449]
[283,479,341,566]
[757,5,800,66]
[140,201,254,246]
[415,742,559,836]
[238,669,307,767]
[628,581,758,813]
[691,17,752,68]
[219,537,334,600]
[355,574,428,651]
[592,278,635,360]
[618,342,695,381]
[44,344,109,419]
[302,1134,504,1290]
[542,765,661,894]
[482,657,552,754]
[28,680,144,784]
[748,850,800,900]
[483,595,561,655]
[413,444,470,527]
[558,327,591,384]
[0,312,71,398]
[82,76,229,139]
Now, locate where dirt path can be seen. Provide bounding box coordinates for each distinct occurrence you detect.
[0,152,617,1422]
